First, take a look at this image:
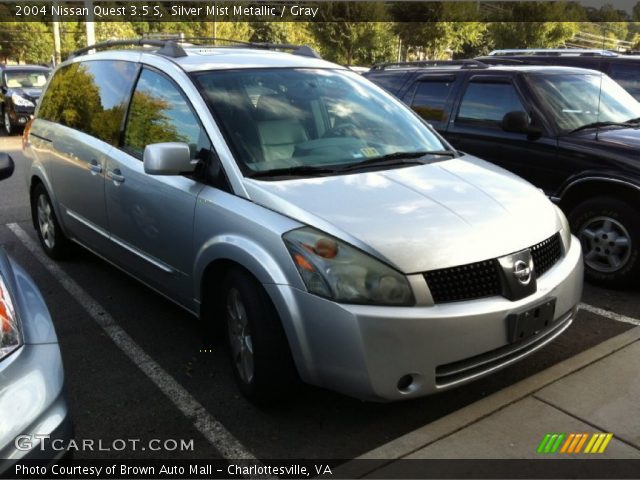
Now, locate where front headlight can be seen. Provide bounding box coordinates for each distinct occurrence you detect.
[0,274,22,360]
[283,227,414,306]
[554,205,572,252]
[11,93,35,108]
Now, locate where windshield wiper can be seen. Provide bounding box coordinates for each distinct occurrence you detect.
[338,150,457,172]
[568,121,634,134]
[247,165,338,179]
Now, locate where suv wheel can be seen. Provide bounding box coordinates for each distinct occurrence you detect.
[3,110,11,136]
[32,183,71,259]
[569,196,640,288]
[222,268,298,404]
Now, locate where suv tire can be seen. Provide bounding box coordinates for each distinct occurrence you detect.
[222,267,299,404]
[569,196,640,288]
[31,183,72,259]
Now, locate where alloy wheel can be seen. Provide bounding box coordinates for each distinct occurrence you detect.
[226,288,254,384]
[4,112,11,135]
[37,194,56,250]
[579,216,631,273]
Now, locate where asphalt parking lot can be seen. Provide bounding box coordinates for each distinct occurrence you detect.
[1,133,638,462]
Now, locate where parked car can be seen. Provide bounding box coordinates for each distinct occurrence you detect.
[476,49,640,101]
[0,154,72,471]
[0,65,51,135]
[365,61,640,288]
[24,39,582,403]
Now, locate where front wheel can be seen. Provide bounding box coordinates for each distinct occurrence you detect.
[222,268,299,404]
[569,196,640,288]
[31,183,71,259]
[3,109,12,135]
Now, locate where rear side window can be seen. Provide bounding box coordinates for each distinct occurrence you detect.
[411,79,455,123]
[456,81,525,127]
[38,60,137,145]
[123,68,207,160]
[608,63,640,100]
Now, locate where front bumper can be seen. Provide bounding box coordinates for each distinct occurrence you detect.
[7,106,34,127]
[267,234,583,401]
[0,343,72,470]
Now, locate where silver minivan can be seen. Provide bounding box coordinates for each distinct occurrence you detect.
[24,40,583,402]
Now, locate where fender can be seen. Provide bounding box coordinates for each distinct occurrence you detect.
[554,170,640,202]
[27,165,71,237]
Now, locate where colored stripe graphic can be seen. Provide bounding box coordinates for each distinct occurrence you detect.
[538,433,614,454]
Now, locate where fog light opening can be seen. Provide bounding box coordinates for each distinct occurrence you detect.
[397,374,416,394]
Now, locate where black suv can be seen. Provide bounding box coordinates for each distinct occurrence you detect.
[364,61,640,287]
[0,65,50,135]
[476,49,640,100]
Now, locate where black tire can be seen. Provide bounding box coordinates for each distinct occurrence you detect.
[2,108,11,136]
[568,196,640,288]
[31,183,72,259]
[221,268,299,404]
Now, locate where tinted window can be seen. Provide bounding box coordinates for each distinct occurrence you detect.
[457,81,525,126]
[124,68,207,160]
[411,79,454,122]
[608,63,640,100]
[38,60,137,145]
[365,72,410,96]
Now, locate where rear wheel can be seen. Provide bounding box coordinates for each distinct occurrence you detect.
[222,268,299,404]
[3,109,12,136]
[569,196,640,288]
[31,183,71,259]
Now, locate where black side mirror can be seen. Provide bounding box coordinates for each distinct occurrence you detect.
[501,111,542,139]
[0,153,14,181]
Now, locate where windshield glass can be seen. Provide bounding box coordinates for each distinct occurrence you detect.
[527,73,640,133]
[4,70,49,88]
[192,68,448,175]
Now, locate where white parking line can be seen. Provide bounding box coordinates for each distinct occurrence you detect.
[579,302,640,327]
[7,223,258,462]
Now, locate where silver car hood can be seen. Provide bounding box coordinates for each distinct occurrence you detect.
[244,155,561,273]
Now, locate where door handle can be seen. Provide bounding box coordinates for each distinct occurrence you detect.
[88,159,102,174]
[107,168,125,184]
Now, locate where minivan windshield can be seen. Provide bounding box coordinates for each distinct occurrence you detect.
[527,72,640,134]
[4,69,49,88]
[192,68,450,177]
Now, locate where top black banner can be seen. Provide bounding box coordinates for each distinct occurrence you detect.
[0,1,639,22]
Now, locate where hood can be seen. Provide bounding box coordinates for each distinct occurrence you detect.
[10,87,42,101]
[567,127,640,154]
[244,155,562,273]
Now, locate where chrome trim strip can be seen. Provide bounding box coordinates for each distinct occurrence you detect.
[65,209,176,275]
[559,177,640,200]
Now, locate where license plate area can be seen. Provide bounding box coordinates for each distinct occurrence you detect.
[507,298,556,344]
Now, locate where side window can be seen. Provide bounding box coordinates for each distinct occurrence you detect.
[411,79,455,123]
[38,61,137,145]
[608,63,640,100]
[124,68,207,160]
[456,81,526,127]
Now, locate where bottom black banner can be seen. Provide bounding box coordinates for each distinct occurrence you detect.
[2,459,640,479]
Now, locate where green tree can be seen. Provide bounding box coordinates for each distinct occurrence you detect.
[0,22,53,64]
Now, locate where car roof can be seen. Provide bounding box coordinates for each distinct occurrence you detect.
[69,46,343,73]
[1,65,50,71]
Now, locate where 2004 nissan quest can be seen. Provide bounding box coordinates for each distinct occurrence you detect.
[23,39,583,403]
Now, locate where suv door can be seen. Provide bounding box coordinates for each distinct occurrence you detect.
[105,67,211,305]
[35,60,138,249]
[445,75,561,193]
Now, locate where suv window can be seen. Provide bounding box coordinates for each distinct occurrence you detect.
[411,79,455,123]
[38,60,137,145]
[608,63,640,100]
[456,81,525,127]
[124,68,208,160]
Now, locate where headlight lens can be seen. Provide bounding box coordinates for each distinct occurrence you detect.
[11,93,35,108]
[554,205,572,251]
[0,274,22,360]
[283,227,414,306]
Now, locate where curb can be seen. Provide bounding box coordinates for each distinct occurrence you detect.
[338,326,640,478]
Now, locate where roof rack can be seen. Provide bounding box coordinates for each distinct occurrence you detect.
[70,39,187,58]
[488,49,619,57]
[370,59,489,71]
[70,37,322,60]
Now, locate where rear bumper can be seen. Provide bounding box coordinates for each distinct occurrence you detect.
[267,235,583,401]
